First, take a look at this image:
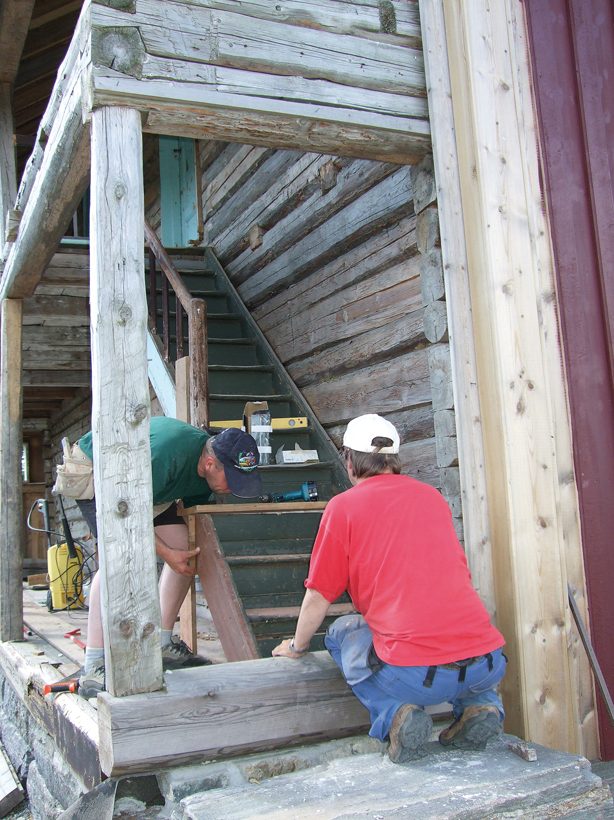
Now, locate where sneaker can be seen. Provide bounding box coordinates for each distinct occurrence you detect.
[79,665,105,700]
[161,637,212,670]
[388,704,433,763]
[438,705,503,750]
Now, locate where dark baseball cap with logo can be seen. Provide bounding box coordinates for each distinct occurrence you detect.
[211,428,262,498]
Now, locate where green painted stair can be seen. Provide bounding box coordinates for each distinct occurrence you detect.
[148,248,351,656]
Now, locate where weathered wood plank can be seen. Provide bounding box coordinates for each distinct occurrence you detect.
[90,106,162,698]
[0,299,23,641]
[22,294,90,324]
[92,1,425,95]
[129,0,422,44]
[22,370,91,387]
[97,651,370,776]
[204,144,273,218]
[237,167,415,307]
[302,347,430,427]
[0,740,24,817]
[0,640,100,791]
[22,326,91,350]
[194,514,260,661]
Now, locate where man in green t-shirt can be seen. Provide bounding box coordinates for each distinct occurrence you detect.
[75,417,262,699]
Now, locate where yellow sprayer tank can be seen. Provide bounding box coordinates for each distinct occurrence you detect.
[47,542,84,610]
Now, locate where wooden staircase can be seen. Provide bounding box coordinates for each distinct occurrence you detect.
[147,247,351,656]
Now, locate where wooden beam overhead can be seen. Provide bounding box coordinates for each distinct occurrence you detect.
[0,0,36,84]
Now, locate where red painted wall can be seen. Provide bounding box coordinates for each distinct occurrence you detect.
[524,0,614,759]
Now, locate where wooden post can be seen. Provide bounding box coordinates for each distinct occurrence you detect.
[90,106,162,697]
[417,2,495,615]
[0,83,17,250]
[436,0,585,753]
[175,356,197,651]
[0,298,23,641]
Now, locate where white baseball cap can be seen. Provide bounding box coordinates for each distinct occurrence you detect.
[343,414,400,454]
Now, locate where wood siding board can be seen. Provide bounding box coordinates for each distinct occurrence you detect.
[90,106,163,697]
[524,0,614,759]
[0,0,36,84]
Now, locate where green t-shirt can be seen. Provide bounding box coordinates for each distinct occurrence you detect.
[78,416,214,507]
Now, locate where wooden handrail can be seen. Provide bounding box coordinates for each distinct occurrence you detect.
[144,220,193,309]
[144,219,209,428]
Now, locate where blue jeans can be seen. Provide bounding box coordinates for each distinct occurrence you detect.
[325,615,507,741]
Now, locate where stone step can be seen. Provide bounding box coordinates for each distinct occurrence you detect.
[178,734,613,820]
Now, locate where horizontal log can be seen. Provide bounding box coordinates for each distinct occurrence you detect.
[97,651,370,776]
[271,257,422,362]
[22,371,91,387]
[94,76,431,165]
[140,56,429,120]
[288,305,426,387]
[129,0,422,44]
[22,326,91,350]
[23,295,89,322]
[92,1,425,95]
[210,152,336,260]
[22,350,92,369]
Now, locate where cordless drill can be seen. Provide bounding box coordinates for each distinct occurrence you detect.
[259,481,318,503]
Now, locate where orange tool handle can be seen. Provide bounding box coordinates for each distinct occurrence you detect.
[43,681,78,695]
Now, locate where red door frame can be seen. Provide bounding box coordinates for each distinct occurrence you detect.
[524,0,614,759]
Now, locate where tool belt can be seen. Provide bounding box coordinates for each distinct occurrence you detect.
[52,438,94,500]
[423,653,494,687]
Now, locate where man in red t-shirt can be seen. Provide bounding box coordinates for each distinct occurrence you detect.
[273,414,506,763]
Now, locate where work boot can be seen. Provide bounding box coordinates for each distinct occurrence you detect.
[161,637,212,670]
[388,704,433,763]
[439,705,502,750]
[79,665,105,700]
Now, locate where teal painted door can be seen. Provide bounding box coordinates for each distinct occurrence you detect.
[159,136,199,248]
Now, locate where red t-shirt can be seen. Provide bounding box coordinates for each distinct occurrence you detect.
[305,474,504,666]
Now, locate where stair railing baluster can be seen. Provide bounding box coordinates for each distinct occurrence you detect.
[147,248,157,329]
[143,220,209,425]
[176,299,185,361]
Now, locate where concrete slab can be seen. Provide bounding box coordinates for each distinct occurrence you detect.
[178,735,613,819]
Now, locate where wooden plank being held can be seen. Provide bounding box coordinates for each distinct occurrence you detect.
[97,650,370,776]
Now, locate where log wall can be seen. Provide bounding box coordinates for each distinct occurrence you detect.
[200,143,461,534]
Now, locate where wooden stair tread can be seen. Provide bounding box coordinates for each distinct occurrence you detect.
[183,501,327,514]
[226,553,311,565]
[246,603,355,621]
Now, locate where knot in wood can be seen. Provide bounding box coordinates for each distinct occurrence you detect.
[119,618,134,637]
[114,182,127,200]
[141,622,155,639]
[117,499,129,517]
[117,304,132,324]
[130,403,148,424]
